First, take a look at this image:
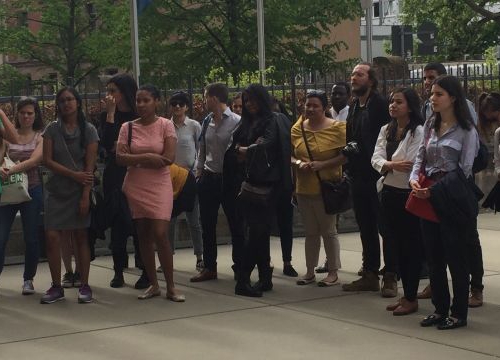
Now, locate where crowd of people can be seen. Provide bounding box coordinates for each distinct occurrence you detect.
[0,60,498,330]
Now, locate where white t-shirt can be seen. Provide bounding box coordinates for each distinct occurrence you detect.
[330,105,349,121]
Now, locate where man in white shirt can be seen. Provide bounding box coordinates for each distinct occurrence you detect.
[329,82,350,121]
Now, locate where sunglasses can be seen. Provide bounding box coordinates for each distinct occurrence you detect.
[170,101,186,107]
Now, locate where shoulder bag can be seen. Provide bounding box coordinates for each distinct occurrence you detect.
[300,121,351,215]
[404,120,440,223]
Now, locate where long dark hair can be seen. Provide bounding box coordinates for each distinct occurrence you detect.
[235,84,273,143]
[16,97,44,131]
[432,75,472,131]
[386,88,423,141]
[478,92,500,141]
[55,87,87,149]
[107,73,138,115]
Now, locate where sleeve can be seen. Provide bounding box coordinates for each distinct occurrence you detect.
[406,125,424,162]
[366,95,390,159]
[99,112,119,152]
[494,128,500,176]
[164,118,177,140]
[42,121,56,139]
[117,122,129,145]
[249,117,279,151]
[410,120,431,182]
[371,125,388,174]
[193,120,202,154]
[85,123,99,145]
[459,127,479,178]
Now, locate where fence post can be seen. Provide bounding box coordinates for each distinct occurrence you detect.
[40,79,45,120]
[463,64,468,94]
[188,75,194,118]
[291,71,297,122]
[382,67,387,97]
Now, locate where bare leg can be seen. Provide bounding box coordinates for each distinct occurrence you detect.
[135,219,159,290]
[45,230,62,286]
[153,219,178,295]
[73,229,90,285]
[60,230,74,274]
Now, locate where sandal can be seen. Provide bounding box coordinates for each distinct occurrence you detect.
[166,293,186,302]
[138,286,161,300]
[317,275,339,287]
[296,275,316,285]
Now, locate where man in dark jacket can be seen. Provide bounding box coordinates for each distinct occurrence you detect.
[342,62,392,295]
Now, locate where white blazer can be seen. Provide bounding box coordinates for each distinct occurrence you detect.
[371,124,424,189]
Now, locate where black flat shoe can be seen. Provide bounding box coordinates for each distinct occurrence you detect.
[253,280,273,292]
[283,264,298,277]
[437,317,467,330]
[134,271,150,290]
[235,282,263,297]
[420,314,443,327]
[110,272,124,288]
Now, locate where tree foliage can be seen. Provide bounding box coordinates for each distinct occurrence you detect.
[139,0,362,85]
[0,0,131,86]
[401,0,500,61]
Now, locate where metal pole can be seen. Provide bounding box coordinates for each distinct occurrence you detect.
[130,0,140,86]
[401,25,405,59]
[257,0,266,85]
[365,3,373,63]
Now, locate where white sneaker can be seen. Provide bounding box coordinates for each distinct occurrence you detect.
[22,280,35,295]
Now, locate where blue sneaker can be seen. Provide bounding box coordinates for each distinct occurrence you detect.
[78,284,93,303]
[40,285,65,304]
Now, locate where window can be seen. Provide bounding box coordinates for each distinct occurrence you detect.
[373,1,380,18]
[17,11,28,27]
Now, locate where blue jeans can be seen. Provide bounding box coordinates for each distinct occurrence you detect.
[0,185,43,280]
[169,196,203,256]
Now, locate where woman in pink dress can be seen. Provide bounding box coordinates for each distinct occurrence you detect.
[117,84,184,302]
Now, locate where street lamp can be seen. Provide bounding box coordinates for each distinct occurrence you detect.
[360,0,373,63]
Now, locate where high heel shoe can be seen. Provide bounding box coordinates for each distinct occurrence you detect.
[138,286,161,300]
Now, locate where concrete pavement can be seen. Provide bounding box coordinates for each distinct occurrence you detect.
[1,213,500,359]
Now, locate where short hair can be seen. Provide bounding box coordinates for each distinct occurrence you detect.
[170,91,190,107]
[138,84,161,100]
[306,89,328,109]
[424,63,447,76]
[331,81,351,96]
[205,83,229,104]
[356,62,378,91]
[16,96,44,131]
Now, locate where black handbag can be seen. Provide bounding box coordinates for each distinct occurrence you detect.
[300,121,352,215]
[472,139,488,174]
[237,147,273,206]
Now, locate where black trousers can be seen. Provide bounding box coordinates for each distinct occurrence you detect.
[380,186,422,301]
[275,189,294,263]
[240,198,273,280]
[351,178,382,273]
[197,171,245,272]
[103,164,143,272]
[469,219,484,291]
[421,219,470,320]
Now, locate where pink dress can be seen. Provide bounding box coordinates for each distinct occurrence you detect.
[117,117,177,220]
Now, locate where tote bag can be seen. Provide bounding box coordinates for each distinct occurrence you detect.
[0,156,32,205]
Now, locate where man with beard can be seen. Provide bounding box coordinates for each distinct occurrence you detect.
[342,63,394,295]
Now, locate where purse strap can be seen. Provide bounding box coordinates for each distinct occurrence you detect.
[127,121,133,148]
[300,120,323,183]
[420,118,434,175]
[59,126,81,172]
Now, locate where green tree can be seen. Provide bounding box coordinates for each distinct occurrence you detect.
[401,0,500,61]
[139,0,361,86]
[0,0,130,86]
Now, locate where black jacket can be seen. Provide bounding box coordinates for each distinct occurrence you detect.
[346,91,390,182]
[429,168,483,226]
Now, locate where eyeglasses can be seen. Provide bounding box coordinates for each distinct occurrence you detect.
[58,97,76,104]
[170,101,186,107]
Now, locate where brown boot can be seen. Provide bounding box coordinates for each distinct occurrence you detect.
[393,298,418,316]
[386,297,403,311]
[342,271,380,292]
[417,284,432,299]
[468,289,483,308]
[381,272,398,298]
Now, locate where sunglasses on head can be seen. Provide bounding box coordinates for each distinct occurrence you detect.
[170,101,186,107]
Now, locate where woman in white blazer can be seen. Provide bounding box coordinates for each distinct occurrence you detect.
[372,88,424,315]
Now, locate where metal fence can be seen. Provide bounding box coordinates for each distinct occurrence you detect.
[1,64,500,124]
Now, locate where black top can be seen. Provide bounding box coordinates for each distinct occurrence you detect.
[386,139,400,161]
[346,91,390,181]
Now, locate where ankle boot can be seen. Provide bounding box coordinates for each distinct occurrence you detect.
[381,272,398,298]
[110,270,124,288]
[235,272,262,298]
[254,264,273,292]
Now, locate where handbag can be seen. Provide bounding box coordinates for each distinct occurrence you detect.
[405,174,439,222]
[472,139,488,174]
[300,121,351,215]
[404,119,440,223]
[0,155,32,206]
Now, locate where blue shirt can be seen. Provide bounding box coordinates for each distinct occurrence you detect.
[410,118,479,181]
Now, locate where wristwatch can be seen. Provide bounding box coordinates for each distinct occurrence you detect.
[295,159,302,166]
